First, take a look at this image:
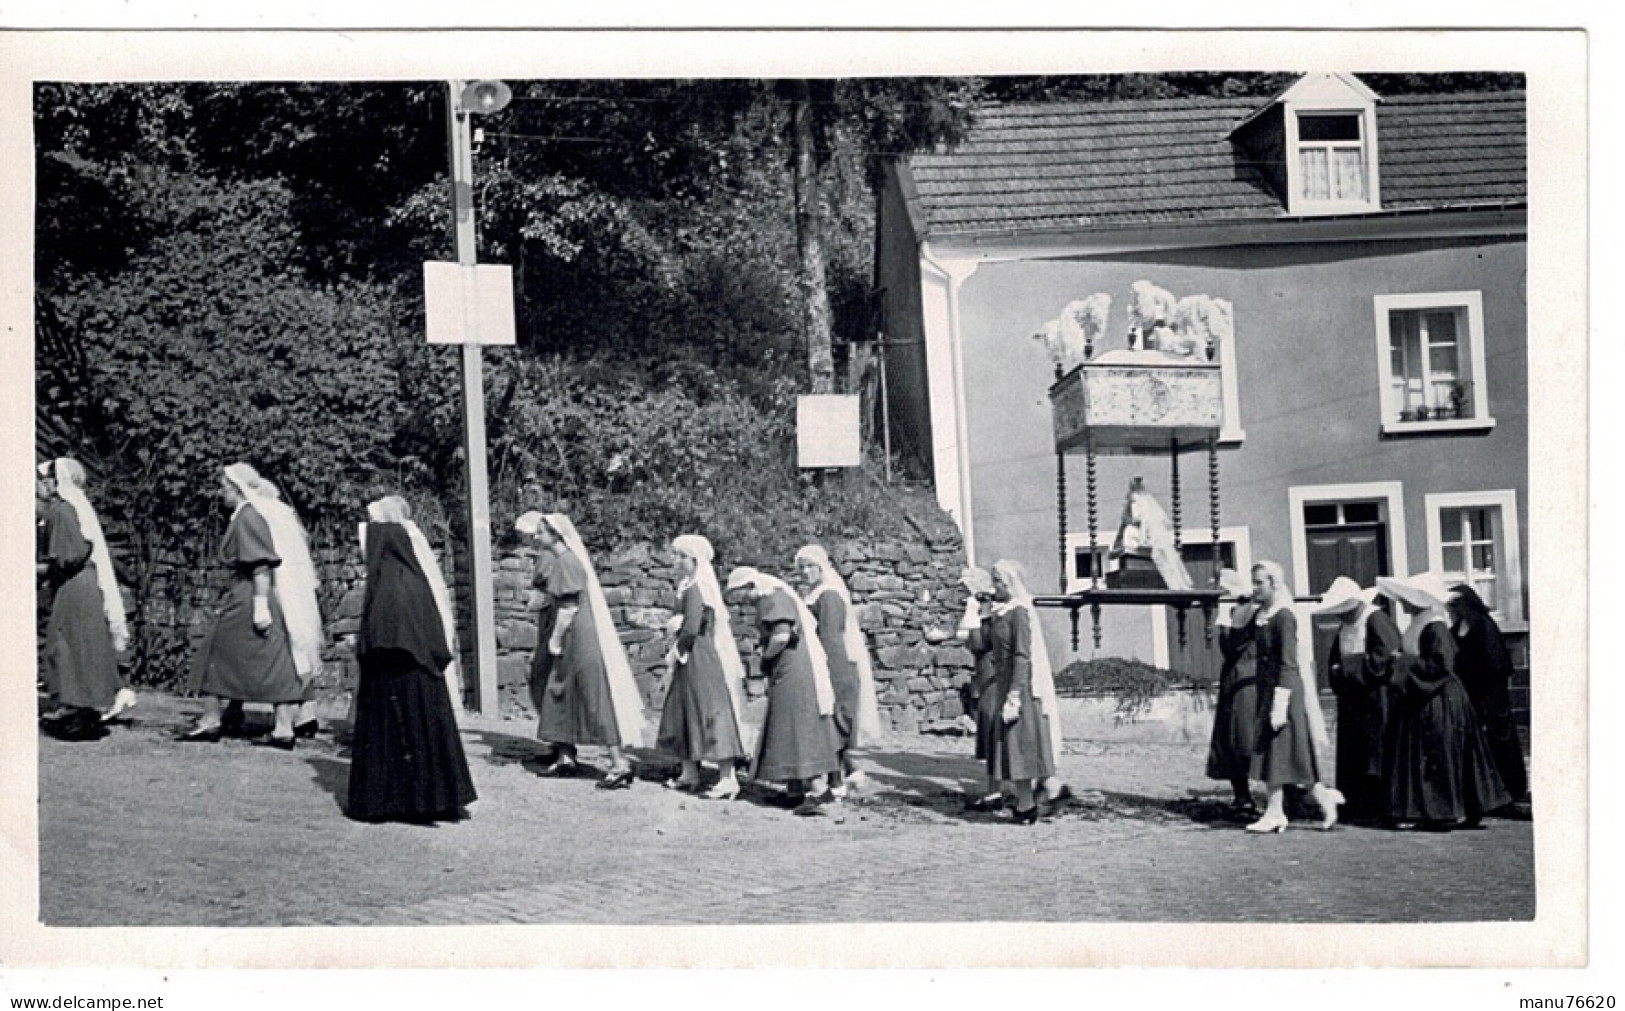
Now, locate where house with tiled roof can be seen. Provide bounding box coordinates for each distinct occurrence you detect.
[875,73,1528,690]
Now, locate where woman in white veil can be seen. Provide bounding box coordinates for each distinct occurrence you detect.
[794,544,882,795]
[516,511,643,789]
[36,458,133,738]
[726,566,841,816]
[988,560,1071,822]
[655,535,748,799]
[181,462,313,748]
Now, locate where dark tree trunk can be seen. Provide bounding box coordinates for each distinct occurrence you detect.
[789,82,835,395]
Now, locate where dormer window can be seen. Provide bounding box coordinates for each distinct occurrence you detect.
[1232,73,1383,217]
[1295,112,1367,203]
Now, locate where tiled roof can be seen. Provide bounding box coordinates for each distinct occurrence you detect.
[906,90,1526,238]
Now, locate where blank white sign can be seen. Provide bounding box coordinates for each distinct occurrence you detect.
[796,394,861,468]
[423,261,517,346]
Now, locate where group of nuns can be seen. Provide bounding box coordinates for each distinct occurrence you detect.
[39,457,1525,832]
[1203,562,1526,833]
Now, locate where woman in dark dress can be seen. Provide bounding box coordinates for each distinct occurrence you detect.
[1376,573,1511,831]
[1246,561,1344,833]
[36,459,131,741]
[1316,576,1402,823]
[985,560,1054,824]
[655,535,747,800]
[181,463,314,748]
[726,566,841,816]
[347,495,477,823]
[957,567,1003,812]
[1447,584,1528,804]
[1205,568,1260,815]
[795,544,882,797]
[517,511,644,789]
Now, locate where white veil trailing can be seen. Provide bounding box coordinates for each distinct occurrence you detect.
[1254,561,1329,753]
[672,534,752,752]
[544,513,645,748]
[795,544,883,746]
[991,559,1064,756]
[46,459,128,653]
[223,463,325,685]
[366,495,463,716]
[726,567,835,717]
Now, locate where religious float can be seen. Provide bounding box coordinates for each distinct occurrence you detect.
[1031,281,1232,651]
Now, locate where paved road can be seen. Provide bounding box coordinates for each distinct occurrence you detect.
[34,694,1534,928]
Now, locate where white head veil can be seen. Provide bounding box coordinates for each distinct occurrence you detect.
[726,566,835,717]
[542,513,645,747]
[672,534,751,750]
[45,459,128,653]
[367,495,463,715]
[1253,560,1329,753]
[795,544,883,745]
[223,462,325,684]
[991,559,1064,757]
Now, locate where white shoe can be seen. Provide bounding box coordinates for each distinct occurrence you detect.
[830,783,850,799]
[102,689,137,722]
[843,770,870,790]
[1313,784,1346,831]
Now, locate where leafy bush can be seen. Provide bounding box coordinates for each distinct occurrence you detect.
[1054,655,1198,722]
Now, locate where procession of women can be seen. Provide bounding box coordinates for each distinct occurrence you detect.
[38,457,1527,832]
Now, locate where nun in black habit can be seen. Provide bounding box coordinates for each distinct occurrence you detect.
[347,496,477,824]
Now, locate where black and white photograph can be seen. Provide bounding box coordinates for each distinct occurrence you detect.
[0,15,1596,999]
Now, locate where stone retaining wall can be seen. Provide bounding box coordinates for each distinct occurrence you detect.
[138,534,978,733]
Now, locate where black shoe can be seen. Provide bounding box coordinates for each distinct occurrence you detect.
[964,793,1005,813]
[596,768,635,791]
[793,790,836,816]
[1011,804,1042,825]
[293,720,320,739]
[251,735,297,752]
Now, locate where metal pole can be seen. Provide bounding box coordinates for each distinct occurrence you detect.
[447,81,500,716]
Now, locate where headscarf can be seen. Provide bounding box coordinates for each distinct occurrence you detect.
[990,559,1064,755]
[223,462,325,684]
[672,534,750,751]
[1252,560,1329,752]
[541,513,645,747]
[1377,572,1453,657]
[1315,575,1373,660]
[367,495,463,715]
[795,544,884,746]
[726,566,835,717]
[43,459,128,653]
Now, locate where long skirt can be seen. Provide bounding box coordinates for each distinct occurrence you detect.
[42,567,122,711]
[1462,679,1529,801]
[755,649,840,783]
[1384,676,1511,823]
[1334,686,1393,819]
[189,577,306,704]
[1251,690,1321,788]
[1205,668,1260,782]
[827,652,861,752]
[656,638,746,763]
[972,679,1000,765]
[533,605,621,748]
[985,677,1055,782]
[347,648,477,823]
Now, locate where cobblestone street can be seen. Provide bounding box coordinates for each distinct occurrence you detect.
[34,694,1535,929]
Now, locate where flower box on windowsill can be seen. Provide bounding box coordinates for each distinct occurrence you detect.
[1382,416,1497,437]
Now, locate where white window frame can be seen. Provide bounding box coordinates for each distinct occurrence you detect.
[1285,105,1381,216]
[1425,489,1525,632]
[1373,291,1495,436]
[1288,481,1408,598]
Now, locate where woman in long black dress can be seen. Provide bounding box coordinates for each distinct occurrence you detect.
[726,566,841,816]
[347,496,477,823]
[984,560,1054,825]
[1376,573,1510,831]
[1316,576,1402,823]
[181,463,315,748]
[655,534,747,800]
[36,459,132,741]
[1246,561,1344,833]
[517,511,644,789]
[957,567,1003,812]
[794,544,882,797]
[1204,568,1260,815]
[1447,584,1528,804]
